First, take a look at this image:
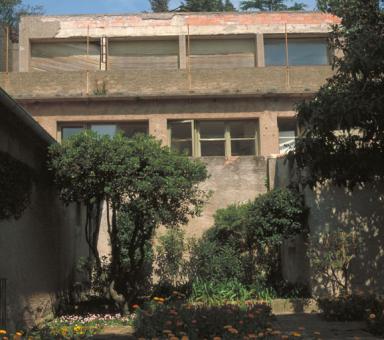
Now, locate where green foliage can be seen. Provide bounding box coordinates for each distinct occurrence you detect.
[0,0,43,39]
[188,238,245,283]
[206,188,307,286]
[48,131,209,312]
[290,0,384,187]
[240,0,306,11]
[367,297,384,336]
[308,230,361,296]
[0,150,34,220]
[134,302,273,339]
[155,228,189,288]
[190,279,276,305]
[149,0,169,12]
[179,0,236,12]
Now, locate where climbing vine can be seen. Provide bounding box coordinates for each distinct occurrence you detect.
[0,151,35,220]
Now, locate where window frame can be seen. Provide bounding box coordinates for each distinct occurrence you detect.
[58,121,149,142]
[264,35,331,67]
[168,119,260,157]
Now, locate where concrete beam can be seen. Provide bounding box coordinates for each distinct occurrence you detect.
[256,33,265,67]
[179,35,187,70]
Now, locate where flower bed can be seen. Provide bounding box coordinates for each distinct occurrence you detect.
[34,313,134,339]
[134,301,282,339]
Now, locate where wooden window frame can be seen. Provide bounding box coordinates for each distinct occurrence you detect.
[168,119,260,157]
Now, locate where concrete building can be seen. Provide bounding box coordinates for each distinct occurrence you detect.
[0,11,339,237]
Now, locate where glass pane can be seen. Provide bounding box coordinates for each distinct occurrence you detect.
[171,140,193,156]
[289,40,329,65]
[118,122,148,138]
[229,121,256,138]
[278,118,297,132]
[169,121,192,139]
[199,121,225,139]
[265,39,286,66]
[62,127,84,140]
[91,124,117,137]
[201,141,225,156]
[231,140,255,156]
[265,39,329,66]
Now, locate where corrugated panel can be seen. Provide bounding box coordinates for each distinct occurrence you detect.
[108,40,178,70]
[31,42,100,72]
[189,38,255,69]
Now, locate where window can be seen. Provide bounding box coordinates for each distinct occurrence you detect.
[62,126,84,140]
[265,38,330,66]
[168,120,259,157]
[278,119,297,154]
[61,122,148,141]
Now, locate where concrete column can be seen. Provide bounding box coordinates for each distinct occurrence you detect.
[149,116,168,145]
[178,35,187,70]
[259,112,279,156]
[18,19,30,72]
[256,33,265,67]
[100,36,108,71]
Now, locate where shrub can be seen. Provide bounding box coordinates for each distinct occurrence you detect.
[188,238,244,284]
[205,188,307,287]
[155,228,189,289]
[134,302,273,339]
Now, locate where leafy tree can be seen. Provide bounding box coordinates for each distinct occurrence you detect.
[48,132,209,313]
[180,0,236,12]
[0,0,43,40]
[290,0,384,188]
[240,0,306,11]
[149,0,170,12]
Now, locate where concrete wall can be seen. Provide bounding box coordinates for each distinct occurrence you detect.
[0,66,333,99]
[0,95,87,329]
[187,156,268,237]
[272,157,384,297]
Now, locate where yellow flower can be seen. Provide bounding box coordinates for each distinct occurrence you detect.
[181,336,189,340]
[0,331,6,335]
[291,331,302,337]
[213,337,222,340]
[15,332,23,337]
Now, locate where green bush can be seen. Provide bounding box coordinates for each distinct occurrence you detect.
[155,228,188,289]
[188,238,244,284]
[205,188,307,288]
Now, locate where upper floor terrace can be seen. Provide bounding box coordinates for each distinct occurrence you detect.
[0,12,339,99]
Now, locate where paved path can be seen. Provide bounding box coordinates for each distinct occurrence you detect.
[273,314,382,340]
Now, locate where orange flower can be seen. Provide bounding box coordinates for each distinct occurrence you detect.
[132,304,140,309]
[213,337,222,340]
[0,332,5,335]
[181,336,189,340]
[281,336,289,340]
[291,331,302,337]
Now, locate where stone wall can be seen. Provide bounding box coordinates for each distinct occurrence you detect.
[271,156,384,296]
[0,91,87,329]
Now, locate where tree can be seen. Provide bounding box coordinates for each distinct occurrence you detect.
[240,0,306,11]
[48,132,209,312]
[149,0,169,12]
[179,0,236,12]
[0,0,43,40]
[290,0,384,188]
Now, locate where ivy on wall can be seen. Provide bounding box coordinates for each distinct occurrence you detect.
[0,150,35,220]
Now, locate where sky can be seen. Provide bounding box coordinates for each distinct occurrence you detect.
[23,0,318,15]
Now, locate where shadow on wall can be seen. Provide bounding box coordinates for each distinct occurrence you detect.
[305,183,384,297]
[273,157,384,297]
